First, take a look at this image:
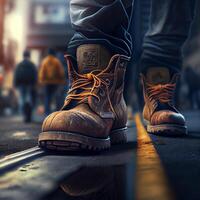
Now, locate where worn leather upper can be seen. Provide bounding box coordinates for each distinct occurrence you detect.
[141,73,186,126]
[42,54,129,138]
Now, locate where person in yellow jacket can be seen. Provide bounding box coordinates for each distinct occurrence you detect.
[39,49,66,115]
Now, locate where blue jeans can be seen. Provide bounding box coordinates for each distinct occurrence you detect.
[44,85,58,115]
[68,0,196,72]
[68,0,133,56]
[18,85,35,112]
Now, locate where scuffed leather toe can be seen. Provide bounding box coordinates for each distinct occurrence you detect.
[151,110,186,126]
[41,105,112,139]
[42,111,60,131]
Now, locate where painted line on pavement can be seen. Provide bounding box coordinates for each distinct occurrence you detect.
[135,113,174,200]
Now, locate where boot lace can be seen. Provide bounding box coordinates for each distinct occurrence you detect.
[146,83,176,104]
[66,71,115,113]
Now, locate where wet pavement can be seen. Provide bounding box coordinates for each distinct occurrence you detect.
[43,164,135,200]
[0,116,41,158]
[0,135,136,200]
[151,130,200,200]
[0,111,199,200]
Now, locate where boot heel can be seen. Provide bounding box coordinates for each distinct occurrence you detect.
[110,127,127,145]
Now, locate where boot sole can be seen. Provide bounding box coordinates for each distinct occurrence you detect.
[110,127,128,144]
[38,127,127,152]
[147,124,188,136]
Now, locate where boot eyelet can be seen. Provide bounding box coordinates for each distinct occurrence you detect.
[99,89,105,97]
[105,79,110,86]
[94,98,100,104]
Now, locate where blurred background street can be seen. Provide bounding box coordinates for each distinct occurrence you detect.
[0,115,40,158]
[0,0,200,121]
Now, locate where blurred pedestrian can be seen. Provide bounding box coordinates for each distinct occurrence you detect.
[14,50,38,123]
[38,48,66,116]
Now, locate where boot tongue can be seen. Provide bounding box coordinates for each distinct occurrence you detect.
[146,67,176,111]
[146,67,171,85]
[76,44,112,74]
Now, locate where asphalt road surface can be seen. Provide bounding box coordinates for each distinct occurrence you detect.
[0,116,41,158]
[0,111,199,200]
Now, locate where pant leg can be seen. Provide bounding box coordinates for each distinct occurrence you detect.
[30,87,37,108]
[45,85,51,115]
[18,86,26,114]
[25,86,32,106]
[68,0,134,57]
[45,85,58,115]
[141,0,196,73]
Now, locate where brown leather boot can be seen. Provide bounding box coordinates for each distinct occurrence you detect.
[38,44,130,151]
[141,67,187,135]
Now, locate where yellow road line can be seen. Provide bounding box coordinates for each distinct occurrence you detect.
[135,113,174,200]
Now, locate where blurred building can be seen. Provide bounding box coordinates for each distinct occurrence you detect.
[0,0,73,115]
[26,0,73,63]
[0,0,6,66]
[3,0,73,67]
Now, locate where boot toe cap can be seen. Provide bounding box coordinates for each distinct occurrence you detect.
[41,110,111,138]
[151,110,186,126]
